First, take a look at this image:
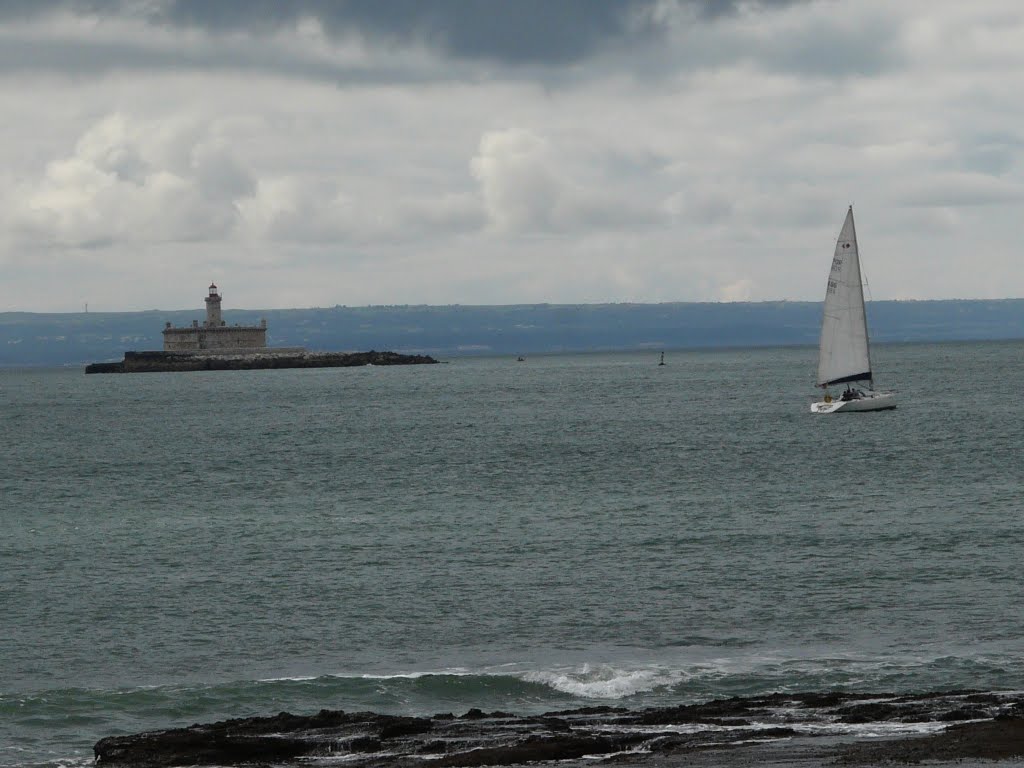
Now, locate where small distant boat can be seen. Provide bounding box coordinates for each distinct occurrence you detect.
[658,351,665,366]
[810,206,896,414]
[516,356,525,362]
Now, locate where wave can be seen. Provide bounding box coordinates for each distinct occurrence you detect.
[7,652,1024,730]
[522,663,686,699]
[6,652,1024,768]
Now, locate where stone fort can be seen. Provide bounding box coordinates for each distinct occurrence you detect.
[162,284,267,352]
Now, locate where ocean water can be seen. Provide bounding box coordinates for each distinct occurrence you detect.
[3,342,1024,767]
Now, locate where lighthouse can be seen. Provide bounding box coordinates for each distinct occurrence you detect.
[204,283,223,327]
[163,283,267,351]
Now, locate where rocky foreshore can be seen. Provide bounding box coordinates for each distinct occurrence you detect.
[93,691,1024,768]
[85,350,439,373]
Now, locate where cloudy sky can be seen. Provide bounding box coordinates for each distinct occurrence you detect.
[1,0,1022,312]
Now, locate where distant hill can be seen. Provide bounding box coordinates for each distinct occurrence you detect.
[2,300,1024,367]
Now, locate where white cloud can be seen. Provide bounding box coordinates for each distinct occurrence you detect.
[470,127,660,234]
[719,278,755,302]
[471,129,563,232]
[3,1,1024,310]
[237,177,484,247]
[12,113,253,249]
[895,172,1024,208]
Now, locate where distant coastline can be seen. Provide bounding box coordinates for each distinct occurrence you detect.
[3,299,1024,367]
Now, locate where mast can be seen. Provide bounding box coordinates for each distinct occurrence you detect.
[850,208,874,387]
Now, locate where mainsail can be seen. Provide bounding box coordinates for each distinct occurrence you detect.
[816,206,872,387]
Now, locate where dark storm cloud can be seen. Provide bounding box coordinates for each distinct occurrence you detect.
[158,0,657,65]
[0,34,435,85]
[3,0,805,66]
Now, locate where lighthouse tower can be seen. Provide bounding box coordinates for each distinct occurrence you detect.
[163,283,268,351]
[204,283,223,327]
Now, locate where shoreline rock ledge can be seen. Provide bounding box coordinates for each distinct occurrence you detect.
[85,349,439,374]
[93,691,1024,768]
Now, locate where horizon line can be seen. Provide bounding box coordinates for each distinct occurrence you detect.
[6,296,1024,316]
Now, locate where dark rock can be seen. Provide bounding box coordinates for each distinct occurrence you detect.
[544,705,628,716]
[966,692,1003,704]
[86,350,438,374]
[432,735,623,767]
[346,737,381,752]
[418,740,449,753]
[93,691,1024,768]
[94,730,312,767]
[530,716,571,732]
[836,702,901,723]
[378,717,432,739]
[459,709,514,720]
[938,707,987,721]
[95,710,420,767]
[836,717,1024,763]
[635,696,767,725]
[84,361,125,373]
[751,726,798,738]
[648,725,796,754]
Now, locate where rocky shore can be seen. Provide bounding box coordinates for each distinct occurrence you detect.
[93,691,1024,768]
[85,349,438,373]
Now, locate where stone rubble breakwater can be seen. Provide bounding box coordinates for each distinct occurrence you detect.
[85,350,439,373]
[93,690,1024,768]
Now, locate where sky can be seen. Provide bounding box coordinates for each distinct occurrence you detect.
[1,0,1023,312]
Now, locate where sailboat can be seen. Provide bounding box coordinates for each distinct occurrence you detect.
[810,206,896,414]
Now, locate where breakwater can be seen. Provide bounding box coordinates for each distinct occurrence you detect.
[85,349,438,373]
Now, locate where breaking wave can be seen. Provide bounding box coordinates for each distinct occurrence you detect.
[6,651,1024,768]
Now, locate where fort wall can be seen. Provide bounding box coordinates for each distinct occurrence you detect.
[163,325,267,351]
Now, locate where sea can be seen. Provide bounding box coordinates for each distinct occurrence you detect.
[3,341,1024,768]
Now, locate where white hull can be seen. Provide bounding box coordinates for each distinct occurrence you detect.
[810,391,896,414]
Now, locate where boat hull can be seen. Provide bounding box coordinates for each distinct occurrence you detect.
[810,392,896,414]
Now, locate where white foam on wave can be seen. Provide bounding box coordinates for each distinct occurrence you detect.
[356,668,478,680]
[636,648,1006,690]
[522,663,684,699]
[599,717,963,740]
[250,652,1024,701]
[28,758,94,768]
[256,669,477,684]
[266,654,881,699]
[791,719,961,738]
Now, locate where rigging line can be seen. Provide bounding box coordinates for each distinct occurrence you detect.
[861,253,874,302]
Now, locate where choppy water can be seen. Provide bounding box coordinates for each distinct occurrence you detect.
[3,342,1024,767]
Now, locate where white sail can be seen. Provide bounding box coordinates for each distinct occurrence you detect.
[816,206,872,387]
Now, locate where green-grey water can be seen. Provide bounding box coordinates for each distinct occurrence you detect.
[3,343,1023,767]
